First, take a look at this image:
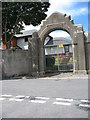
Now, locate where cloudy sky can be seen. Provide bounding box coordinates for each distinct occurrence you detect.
[23,0,88,39]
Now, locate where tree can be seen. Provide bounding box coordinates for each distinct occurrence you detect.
[2,2,50,48]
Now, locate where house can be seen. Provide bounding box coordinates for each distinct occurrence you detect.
[44,37,73,71]
[2,29,37,50]
[2,30,72,57]
[44,37,72,56]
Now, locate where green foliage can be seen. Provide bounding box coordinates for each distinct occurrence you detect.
[55,57,61,65]
[11,46,16,52]
[69,57,73,64]
[68,74,72,77]
[2,2,50,48]
[55,57,58,65]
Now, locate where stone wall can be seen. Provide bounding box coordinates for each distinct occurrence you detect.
[0,50,2,80]
[2,49,29,79]
[84,32,90,74]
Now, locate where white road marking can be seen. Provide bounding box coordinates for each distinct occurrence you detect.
[53,102,71,106]
[81,100,90,103]
[15,99,24,102]
[56,98,73,102]
[9,98,15,101]
[0,98,5,101]
[30,100,46,104]
[9,98,24,102]
[3,94,90,109]
[35,97,49,100]
[1,95,12,97]
[25,96,30,98]
[16,95,25,98]
[39,77,57,80]
[79,104,90,108]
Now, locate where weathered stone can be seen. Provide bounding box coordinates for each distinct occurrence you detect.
[87,43,90,74]
[2,49,29,79]
[0,50,2,80]
[76,32,86,73]
[28,12,89,76]
[72,44,78,73]
[28,32,40,77]
[76,25,83,32]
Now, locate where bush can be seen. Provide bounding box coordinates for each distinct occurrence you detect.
[11,47,16,52]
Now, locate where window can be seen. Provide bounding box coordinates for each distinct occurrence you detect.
[64,45,69,55]
[51,48,54,53]
[25,37,28,42]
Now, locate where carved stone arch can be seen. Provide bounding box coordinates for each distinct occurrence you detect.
[37,12,87,75]
[38,12,77,43]
[28,12,87,76]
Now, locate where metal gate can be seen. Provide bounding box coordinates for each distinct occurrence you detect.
[45,44,73,72]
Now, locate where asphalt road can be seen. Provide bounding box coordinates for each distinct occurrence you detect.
[0,77,89,118]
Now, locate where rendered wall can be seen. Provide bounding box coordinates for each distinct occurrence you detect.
[2,49,29,79]
[0,50,2,79]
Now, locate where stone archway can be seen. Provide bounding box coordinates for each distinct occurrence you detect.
[28,12,87,76]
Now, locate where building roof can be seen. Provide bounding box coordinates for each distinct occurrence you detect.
[53,37,72,45]
[45,37,72,47]
[14,29,37,38]
[44,36,53,45]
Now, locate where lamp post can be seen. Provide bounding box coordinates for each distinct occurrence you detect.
[57,44,63,71]
[57,44,60,71]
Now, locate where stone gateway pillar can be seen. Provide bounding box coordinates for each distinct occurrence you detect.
[28,32,39,77]
[72,33,78,73]
[77,31,86,73]
[28,32,45,77]
[72,25,87,74]
[84,32,90,74]
[38,39,45,76]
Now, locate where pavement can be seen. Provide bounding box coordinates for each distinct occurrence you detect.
[40,72,89,80]
[10,72,89,80]
[0,73,89,118]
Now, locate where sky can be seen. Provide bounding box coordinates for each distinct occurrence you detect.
[23,0,89,39]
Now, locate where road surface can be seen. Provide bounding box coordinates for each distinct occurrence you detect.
[0,76,89,118]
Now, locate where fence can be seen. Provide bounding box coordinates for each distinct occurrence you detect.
[45,53,73,72]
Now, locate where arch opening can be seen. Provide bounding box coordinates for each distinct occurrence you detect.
[41,26,74,45]
[44,30,73,74]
